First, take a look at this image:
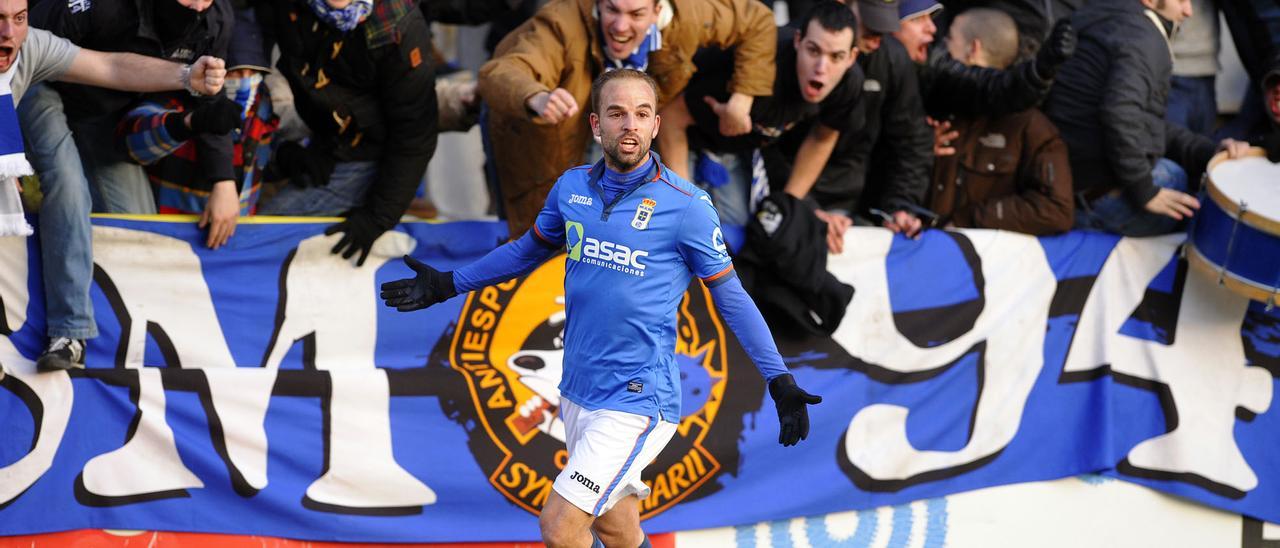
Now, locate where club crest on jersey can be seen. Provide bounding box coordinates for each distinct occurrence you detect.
[631,198,657,230]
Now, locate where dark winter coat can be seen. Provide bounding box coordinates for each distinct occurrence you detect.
[1042,1,1214,206]
[259,0,439,231]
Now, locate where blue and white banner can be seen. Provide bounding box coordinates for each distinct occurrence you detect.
[0,219,1277,542]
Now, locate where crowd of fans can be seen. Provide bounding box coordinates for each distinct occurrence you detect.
[6,0,1280,370]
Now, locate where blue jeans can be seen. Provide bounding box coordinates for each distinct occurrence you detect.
[258,161,379,216]
[18,84,154,339]
[1166,75,1217,136]
[1074,158,1189,237]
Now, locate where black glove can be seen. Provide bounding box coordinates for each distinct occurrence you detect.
[768,373,822,447]
[380,255,457,312]
[270,142,333,188]
[1264,132,1280,163]
[324,212,385,267]
[188,96,243,135]
[1034,19,1076,81]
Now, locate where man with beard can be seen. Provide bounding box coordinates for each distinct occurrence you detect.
[655,1,863,244]
[478,0,777,239]
[6,0,227,372]
[382,69,821,548]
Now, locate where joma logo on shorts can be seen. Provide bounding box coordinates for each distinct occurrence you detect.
[570,471,601,493]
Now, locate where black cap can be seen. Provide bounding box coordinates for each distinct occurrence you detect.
[857,0,902,34]
[227,8,271,73]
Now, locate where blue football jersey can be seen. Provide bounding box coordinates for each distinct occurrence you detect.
[532,153,733,420]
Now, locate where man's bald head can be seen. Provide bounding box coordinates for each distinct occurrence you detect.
[949,8,1019,69]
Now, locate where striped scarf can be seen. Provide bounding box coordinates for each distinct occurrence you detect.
[0,63,33,237]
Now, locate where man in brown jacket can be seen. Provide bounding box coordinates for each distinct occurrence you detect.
[927,7,1073,235]
[478,0,777,237]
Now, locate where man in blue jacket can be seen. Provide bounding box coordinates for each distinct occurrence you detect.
[381,69,820,548]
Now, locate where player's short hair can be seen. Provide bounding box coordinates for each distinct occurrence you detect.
[954,8,1020,69]
[798,0,860,47]
[590,69,660,115]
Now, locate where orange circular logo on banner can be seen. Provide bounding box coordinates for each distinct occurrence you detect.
[446,255,729,518]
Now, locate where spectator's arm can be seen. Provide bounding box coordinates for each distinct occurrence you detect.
[783,123,840,199]
[924,54,1051,118]
[656,92,696,180]
[1164,120,1217,179]
[61,50,226,94]
[874,52,932,212]
[360,13,439,232]
[953,117,1074,234]
[1099,42,1159,206]
[121,103,188,165]
[477,2,574,120]
[695,0,777,98]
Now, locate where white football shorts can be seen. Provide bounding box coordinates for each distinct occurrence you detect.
[551,399,679,516]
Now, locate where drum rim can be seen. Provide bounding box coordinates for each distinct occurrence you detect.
[1186,242,1279,303]
[1205,147,1280,236]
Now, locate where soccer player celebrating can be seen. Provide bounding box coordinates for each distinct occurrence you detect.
[381,69,820,548]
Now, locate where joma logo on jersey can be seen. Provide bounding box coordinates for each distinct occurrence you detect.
[565,221,649,276]
[569,194,593,206]
[570,471,601,493]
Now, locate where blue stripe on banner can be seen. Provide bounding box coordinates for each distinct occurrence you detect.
[923,498,948,548]
[734,524,758,548]
[888,503,913,547]
[0,92,22,156]
[593,418,656,516]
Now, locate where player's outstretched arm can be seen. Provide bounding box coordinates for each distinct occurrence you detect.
[381,231,560,312]
[707,275,822,446]
[381,256,457,312]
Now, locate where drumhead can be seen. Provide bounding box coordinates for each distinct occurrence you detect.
[1206,148,1280,235]
[1209,155,1280,215]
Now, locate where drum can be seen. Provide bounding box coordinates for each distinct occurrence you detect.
[1187,147,1280,306]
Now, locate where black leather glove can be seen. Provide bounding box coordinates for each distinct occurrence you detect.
[768,373,822,447]
[1264,132,1280,163]
[324,211,385,266]
[1034,19,1076,81]
[380,255,457,312]
[188,96,242,135]
[271,142,333,188]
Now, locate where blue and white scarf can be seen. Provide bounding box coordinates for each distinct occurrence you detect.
[603,23,662,72]
[0,61,33,238]
[306,0,372,32]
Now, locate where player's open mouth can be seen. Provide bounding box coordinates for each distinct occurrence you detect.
[0,46,14,66]
[619,136,640,153]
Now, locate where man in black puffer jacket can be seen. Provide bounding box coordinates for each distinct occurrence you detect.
[1043,0,1247,237]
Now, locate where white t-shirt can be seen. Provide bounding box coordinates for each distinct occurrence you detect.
[9,27,80,105]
